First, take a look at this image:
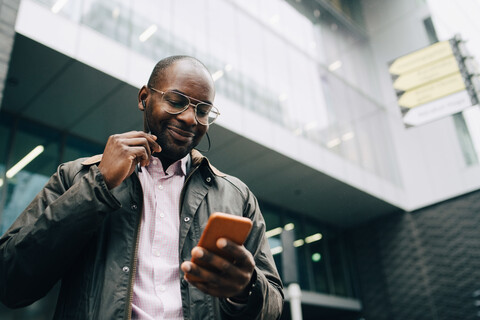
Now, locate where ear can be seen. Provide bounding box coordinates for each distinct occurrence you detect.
[138,85,149,111]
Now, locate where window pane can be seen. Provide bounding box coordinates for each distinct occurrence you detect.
[1,119,59,234]
[283,215,310,290]
[62,135,103,163]
[261,202,283,279]
[304,222,329,293]
[328,236,348,296]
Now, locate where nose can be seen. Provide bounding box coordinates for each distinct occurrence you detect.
[176,104,198,126]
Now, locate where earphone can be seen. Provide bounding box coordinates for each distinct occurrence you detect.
[137,99,150,173]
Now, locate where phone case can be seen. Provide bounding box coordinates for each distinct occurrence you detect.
[194,212,253,260]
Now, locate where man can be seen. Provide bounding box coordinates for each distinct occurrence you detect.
[0,55,284,319]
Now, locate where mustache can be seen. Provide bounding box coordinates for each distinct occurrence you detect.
[167,125,195,136]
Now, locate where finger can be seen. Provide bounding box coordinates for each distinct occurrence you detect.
[141,132,161,153]
[110,131,158,149]
[123,136,160,162]
[147,137,162,153]
[191,247,236,275]
[123,137,152,154]
[136,132,161,153]
[182,259,251,298]
[120,130,154,138]
[181,261,204,282]
[118,131,161,152]
[128,146,150,167]
[182,261,238,297]
[216,238,254,269]
[190,247,253,293]
[182,260,221,285]
[124,131,162,152]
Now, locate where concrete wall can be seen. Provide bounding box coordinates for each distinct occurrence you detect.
[0,0,20,105]
[351,189,480,320]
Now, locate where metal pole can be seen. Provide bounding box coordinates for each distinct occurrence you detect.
[288,283,303,320]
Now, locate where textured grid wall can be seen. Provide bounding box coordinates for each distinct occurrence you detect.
[351,190,480,320]
[0,0,19,104]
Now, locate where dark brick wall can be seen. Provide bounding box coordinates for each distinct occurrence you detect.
[351,190,480,320]
[0,0,20,104]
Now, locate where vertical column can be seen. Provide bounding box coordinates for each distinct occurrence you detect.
[0,0,20,108]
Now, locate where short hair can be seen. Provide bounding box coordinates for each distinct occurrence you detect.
[147,55,210,88]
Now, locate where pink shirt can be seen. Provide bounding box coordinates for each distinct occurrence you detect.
[132,155,188,320]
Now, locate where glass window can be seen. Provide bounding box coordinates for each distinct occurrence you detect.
[0,115,62,319]
[62,135,104,163]
[1,118,59,234]
[327,235,348,296]
[0,114,105,234]
[259,200,357,297]
[261,202,284,279]
[304,221,329,293]
[283,214,311,291]
[0,114,12,231]
[82,0,132,47]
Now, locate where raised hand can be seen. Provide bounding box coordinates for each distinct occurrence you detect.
[98,131,161,189]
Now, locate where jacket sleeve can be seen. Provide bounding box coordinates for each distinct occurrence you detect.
[0,162,121,308]
[220,189,284,320]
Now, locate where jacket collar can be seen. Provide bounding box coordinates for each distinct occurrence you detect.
[189,149,226,177]
[81,149,226,177]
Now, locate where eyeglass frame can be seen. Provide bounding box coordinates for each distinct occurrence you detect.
[148,86,220,125]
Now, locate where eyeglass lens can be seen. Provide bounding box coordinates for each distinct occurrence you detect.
[163,91,218,125]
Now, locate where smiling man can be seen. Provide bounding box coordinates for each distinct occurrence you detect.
[0,56,284,319]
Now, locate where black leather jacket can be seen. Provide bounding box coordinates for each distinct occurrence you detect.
[0,150,283,319]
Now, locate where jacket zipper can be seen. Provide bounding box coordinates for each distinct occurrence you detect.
[124,179,143,320]
[177,162,202,320]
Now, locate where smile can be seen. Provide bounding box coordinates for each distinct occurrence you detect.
[167,126,195,142]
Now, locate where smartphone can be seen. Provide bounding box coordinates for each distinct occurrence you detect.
[192,212,253,263]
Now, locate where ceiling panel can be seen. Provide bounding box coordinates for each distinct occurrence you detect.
[25,61,121,132]
[1,33,72,114]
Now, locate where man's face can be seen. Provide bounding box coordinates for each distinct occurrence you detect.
[143,60,215,162]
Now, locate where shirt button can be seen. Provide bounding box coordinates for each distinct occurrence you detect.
[184,217,190,222]
[122,266,130,273]
[153,250,161,257]
[159,285,166,292]
[130,204,137,211]
[158,185,164,190]
[206,177,211,183]
[159,212,165,218]
[152,159,158,165]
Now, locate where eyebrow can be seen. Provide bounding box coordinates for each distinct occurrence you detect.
[171,89,213,105]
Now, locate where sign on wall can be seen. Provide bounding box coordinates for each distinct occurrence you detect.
[389,35,479,127]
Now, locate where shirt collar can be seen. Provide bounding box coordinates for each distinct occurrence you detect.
[179,154,189,176]
[147,154,190,177]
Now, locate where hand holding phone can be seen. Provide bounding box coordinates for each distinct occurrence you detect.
[183,212,255,297]
[192,212,253,265]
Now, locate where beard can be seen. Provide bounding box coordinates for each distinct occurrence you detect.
[150,120,204,163]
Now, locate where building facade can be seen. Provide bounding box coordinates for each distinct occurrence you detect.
[0,0,479,319]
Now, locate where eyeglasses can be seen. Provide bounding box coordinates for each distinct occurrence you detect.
[148,86,220,125]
